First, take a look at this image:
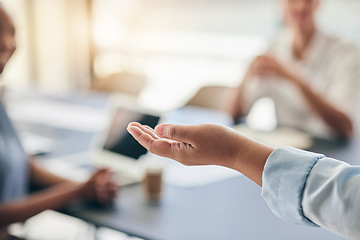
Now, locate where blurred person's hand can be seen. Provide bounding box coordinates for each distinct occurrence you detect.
[248,55,299,83]
[229,54,304,121]
[0,7,16,74]
[127,122,273,186]
[78,168,118,205]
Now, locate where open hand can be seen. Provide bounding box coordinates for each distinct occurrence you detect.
[127,122,243,168]
[127,122,273,186]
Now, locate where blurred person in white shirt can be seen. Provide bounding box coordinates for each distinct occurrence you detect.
[229,0,360,139]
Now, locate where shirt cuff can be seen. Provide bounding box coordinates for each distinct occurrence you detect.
[261,146,324,227]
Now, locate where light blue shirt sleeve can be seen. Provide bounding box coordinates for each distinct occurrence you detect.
[261,147,323,227]
[262,146,360,239]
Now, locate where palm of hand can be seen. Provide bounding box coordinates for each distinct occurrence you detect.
[127,122,242,168]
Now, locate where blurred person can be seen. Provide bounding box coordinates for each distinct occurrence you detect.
[128,122,360,239]
[0,6,117,239]
[229,0,360,139]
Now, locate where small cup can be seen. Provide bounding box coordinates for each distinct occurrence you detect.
[143,165,163,202]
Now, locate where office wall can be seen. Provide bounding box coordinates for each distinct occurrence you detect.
[0,0,31,89]
[90,0,359,110]
[31,0,91,93]
[2,0,91,94]
[1,0,359,103]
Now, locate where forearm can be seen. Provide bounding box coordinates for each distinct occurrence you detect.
[294,77,353,138]
[30,160,77,188]
[229,74,252,120]
[194,126,273,186]
[0,182,82,227]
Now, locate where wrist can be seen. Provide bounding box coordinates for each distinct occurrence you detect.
[287,72,306,89]
[233,136,273,186]
[43,182,85,203]
[63,182,84,201]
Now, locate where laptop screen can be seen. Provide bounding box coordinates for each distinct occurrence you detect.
[103,107,160,159]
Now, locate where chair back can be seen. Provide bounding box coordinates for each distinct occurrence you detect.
[186,86,237,114]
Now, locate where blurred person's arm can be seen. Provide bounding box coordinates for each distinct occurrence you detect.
[29,158,78,187]
[29,159,117,202]
[289,73,353,138]
[0,167,117,228]
[228,57,265,121]
[228,70,252,121]
[252,55,353,138]
[127,122,360,239]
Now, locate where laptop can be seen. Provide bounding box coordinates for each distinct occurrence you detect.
[42,94,161,186]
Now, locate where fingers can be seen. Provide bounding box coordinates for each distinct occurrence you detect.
[127,123,157,150]
[96,180,117,204]
[127,122,197,162]
[128,122,197,145]
[251,56,278,78]
[139,124,160,140]
[89,168,108,181]
[253,55,277,67]
[127,123,174,156]
[148,138,183,159]
[94,169,118,204]
[154,124,196,144]
[127,122,160,139]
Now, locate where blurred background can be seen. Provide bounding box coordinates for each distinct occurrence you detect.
[2,0,360,111]
[1,1,359,239]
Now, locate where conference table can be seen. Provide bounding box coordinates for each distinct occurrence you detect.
[11,92,354,240]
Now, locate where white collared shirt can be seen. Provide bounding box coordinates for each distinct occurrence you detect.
[242,29,360,138]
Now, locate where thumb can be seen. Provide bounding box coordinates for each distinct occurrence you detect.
[154,124,196,144]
